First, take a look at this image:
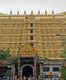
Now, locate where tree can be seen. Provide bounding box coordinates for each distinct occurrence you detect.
[0,48,11,60]
[60,36,66,58]
[61,49,66,58]
[61,66,66,79]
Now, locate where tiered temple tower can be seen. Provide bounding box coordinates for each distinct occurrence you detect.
[0,10,65,59]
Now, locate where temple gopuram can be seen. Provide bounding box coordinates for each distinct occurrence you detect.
[0,10,65,59]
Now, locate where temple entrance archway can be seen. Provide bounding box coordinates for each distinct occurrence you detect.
[22,65,33,78]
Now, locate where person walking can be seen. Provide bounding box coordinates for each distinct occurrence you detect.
[32,76,35,80]
[1,76,8,80]
[37,76,40,80]
[23,76,26,80]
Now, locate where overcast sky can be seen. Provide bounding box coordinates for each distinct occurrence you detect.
[0,0,66,14]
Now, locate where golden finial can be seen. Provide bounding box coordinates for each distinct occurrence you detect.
[45,10,47,15]
[24,10,26,15]
[17,11,19,15]
[52,10,54,14]
[10,10,12,15]
[38,10,40,15]
[31,10,33,15]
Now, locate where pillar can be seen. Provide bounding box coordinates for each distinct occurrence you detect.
[11,64,15,80]
[18,58,22,80]
[34,56,37,79]
[40,63,43,80]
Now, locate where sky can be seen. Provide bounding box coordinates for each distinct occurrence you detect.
[0,0,66,14]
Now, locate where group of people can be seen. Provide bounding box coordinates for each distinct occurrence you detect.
[22,76,40,80]
[13,75,40,80]
[23,76,35,80]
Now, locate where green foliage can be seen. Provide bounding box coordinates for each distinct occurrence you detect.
[61,66,66,79]
[61,49,66,58]
[64,50,66,54]
[0,48,11,60]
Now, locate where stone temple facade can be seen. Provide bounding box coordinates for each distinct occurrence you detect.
[0,11,65,59]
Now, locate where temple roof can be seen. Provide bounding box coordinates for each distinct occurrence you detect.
[0,11,65,16]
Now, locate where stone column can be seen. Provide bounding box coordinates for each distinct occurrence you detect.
[33,67,34,77]
[34,63,36,78]
[40,63,43,80]
[34,57,37,79]
[11,64,15,80]
[18,58,22,80]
